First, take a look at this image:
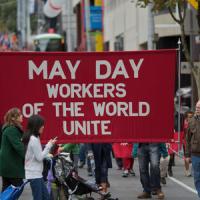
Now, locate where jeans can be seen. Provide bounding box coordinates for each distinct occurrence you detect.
[29,178,50,200]
[138,143,161,193]
[95,158,108,184]
[79,143,86,163]
[79,144,91,170]
[191,155,200,198]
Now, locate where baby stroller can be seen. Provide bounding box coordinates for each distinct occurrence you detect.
[51,152,117,200]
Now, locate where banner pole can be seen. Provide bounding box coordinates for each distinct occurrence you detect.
[177,38,181,155]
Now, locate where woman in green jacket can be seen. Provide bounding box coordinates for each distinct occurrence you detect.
[0,108,25,191]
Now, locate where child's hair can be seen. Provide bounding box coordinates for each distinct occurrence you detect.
[184,110,194,119]
[4,107,22,127]
[22,114,44,147]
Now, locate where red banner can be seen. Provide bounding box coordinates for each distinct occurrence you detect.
[0,50,176,143]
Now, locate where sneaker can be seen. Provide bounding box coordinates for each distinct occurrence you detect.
[161,177,166,185]
[168,169,173,177]
[151,190,157,195]
[88,171,93,176]
[122,170,129,177]
[87,167,93,176]
[78,161,85,168]
[117,166,122,170]
[129,169,136,176]
[157,190,165,199]
[185,170,191,177]
[137,192,152,199]
[100,192,111,199]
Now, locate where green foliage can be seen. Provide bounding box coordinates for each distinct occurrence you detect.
[0,0,39,34]
[0,0,17,32]
[136,0,183,12]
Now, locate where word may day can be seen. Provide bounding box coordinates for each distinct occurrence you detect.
[27,58,150,136]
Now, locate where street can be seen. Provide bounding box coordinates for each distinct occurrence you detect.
[1,157,197,200]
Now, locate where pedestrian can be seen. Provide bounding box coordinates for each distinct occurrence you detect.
[160,143,169,185]
[79,143,86,168]
[112,143,123,170]
[137,143,165,199]
[168,111,184,177]
[113,143,135,177]
[0,107,25,191]
[78,143,93,176]
[186,100,200,198]
[183,110,194,177]
[89,143,112,196]
[121,143,135,177]
[22,114,57,200]
[58,143,80,172]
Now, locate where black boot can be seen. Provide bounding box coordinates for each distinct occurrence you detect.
[168,168,173,177]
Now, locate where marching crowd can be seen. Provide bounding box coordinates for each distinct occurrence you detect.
[0,32,19,51]
[0,100,200,199]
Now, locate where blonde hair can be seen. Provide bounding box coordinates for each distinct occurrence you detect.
[4,107,22,126]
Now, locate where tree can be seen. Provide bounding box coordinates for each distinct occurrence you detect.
[0,0,17,32]
[137,0,200,99]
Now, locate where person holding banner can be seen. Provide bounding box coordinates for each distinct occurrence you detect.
[186,100,200,198]
[0,108,25,191]
[22,114,57,200]
[137,143,165,199]
[89,143,112,196]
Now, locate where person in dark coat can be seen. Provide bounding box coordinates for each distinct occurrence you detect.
[89,143,112,194]
[0,107,25,191]
[186,100,200,198]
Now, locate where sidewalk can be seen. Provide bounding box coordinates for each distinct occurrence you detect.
[0,156,197,199]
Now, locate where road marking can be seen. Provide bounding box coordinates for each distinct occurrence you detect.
[168,176,198,194]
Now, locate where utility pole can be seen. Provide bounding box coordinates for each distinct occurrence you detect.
[37,0,45,34]
[177,38,182,155]
[189,4,196,109]
[63,0,73,51]
[21,0,27,48]
[84,0,92,51]
[147,3,155,50]
[17,0,26,48]
[67,0,73,51]
[26,0,31,48]
[17,0,22,48]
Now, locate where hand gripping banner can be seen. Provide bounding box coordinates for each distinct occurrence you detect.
[0,50,176,143]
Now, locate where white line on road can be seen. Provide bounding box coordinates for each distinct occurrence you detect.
[168,176,198,194]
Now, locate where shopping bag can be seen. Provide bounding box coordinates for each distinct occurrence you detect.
[0,180,29,200]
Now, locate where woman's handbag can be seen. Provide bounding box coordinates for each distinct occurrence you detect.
[0,180,29,200]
